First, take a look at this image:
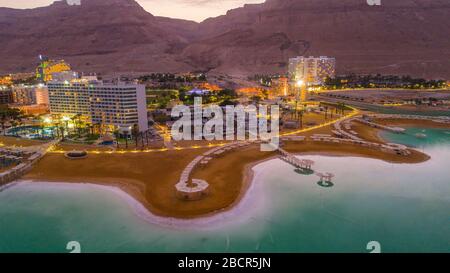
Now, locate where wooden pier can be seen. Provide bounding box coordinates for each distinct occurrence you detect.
[277,146,336,185]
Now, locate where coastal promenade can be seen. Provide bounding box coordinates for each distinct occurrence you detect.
[333,118,363,140]
[353,118,406,133]
[40,105,360,155]
[281,106,359,136]
[331,115,412,155]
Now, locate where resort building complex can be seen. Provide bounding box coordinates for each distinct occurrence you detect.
[272,77,289,97]
[288,56,336,86]
[0,87,13,104]
[36,56,71,83]
[48,73,148,133]
[11,85,37,105]
[35,86,50,106]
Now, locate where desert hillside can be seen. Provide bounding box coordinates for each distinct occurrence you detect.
[0,0,449,79]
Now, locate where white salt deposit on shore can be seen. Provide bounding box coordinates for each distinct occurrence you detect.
[9,171,270,230]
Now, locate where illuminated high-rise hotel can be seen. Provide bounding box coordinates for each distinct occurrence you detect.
[48,73,148,133]
[288,56,336,85]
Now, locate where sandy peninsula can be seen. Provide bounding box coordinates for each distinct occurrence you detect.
[21,117,442,221]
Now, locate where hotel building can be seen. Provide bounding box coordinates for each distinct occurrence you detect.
[271,77,289,97]
[9,84,49,106]
[48,74,148,133]
[35,86,50,106]
[36,56,71,83]
[288,56,336,85]
[12,85,37,105]
[0,88,13,104]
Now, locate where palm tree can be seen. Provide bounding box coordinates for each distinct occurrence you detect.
[298,109,305,128]
[72,113,82,137]
[0,106,22,134]
[123,130,129,149]
[70,116,77,136]
[289,107,295,120]
[132,124,140,149]
[59,126,66,141]
[145,131,149,146]
[54,122,61,138]
[91,123,97,135]
[112,130,119,149]
[88,124,94,137]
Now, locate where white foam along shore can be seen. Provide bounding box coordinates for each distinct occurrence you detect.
[6,174,269,230]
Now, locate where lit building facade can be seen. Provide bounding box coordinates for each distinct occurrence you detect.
[10,72,35,82]
[288,56,336,85]
[12,85,37,105]
[0,88,13,104]
[36,56,71,83]
[48,76,148,132]
[271,77,289,97]
[0,75,12,86]
[35,86,50,106]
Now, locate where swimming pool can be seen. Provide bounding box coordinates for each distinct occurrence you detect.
[6,125,57,140]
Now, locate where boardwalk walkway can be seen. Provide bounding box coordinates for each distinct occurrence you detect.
[175,141,252,200]
[354,118,405,133]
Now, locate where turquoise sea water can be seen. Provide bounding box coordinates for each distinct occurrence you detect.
[340,101,450,117]
[381,127,450,148]
[0,127,449,253]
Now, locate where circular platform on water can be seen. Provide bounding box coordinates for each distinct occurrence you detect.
[176,179,210,201]
[295,168,314,175]
[317,181,334,188]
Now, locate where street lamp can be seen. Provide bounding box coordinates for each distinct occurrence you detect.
[43,117,52,124]
[294,79,306,122]
[296,80,305,87]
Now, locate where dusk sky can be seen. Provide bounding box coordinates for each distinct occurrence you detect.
[0,0,265,22]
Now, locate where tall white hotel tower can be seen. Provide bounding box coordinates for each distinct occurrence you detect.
[48,72,148,133]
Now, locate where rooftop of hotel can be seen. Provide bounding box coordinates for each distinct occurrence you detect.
[48,78,142,87]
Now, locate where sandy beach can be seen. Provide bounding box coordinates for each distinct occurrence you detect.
[19,118,447,221]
